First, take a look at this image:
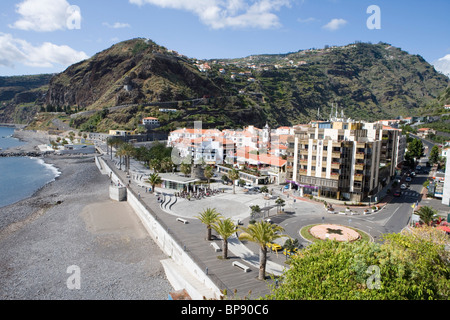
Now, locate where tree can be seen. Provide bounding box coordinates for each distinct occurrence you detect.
[265,231,450,300]
[407,139,425,165]
[180,162,192,177]
[227,168,240,194]
[196,208,223,241]
[429,145,440,165]
[212,218,237,259]
[250,205,261,220]
[239,221,287,280]
[146,173,162,194]
[416,206,438,225]
[203,165,214,188]
[118,143,135,175]
[275,197,285,214]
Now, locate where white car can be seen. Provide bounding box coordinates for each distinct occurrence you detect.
[400,184,407,190]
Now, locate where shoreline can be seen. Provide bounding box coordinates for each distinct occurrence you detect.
[0,130,173,299]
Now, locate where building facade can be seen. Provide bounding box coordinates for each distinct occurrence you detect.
[286,119,402,202]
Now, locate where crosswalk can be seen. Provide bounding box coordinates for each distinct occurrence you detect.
[401,191,419,198]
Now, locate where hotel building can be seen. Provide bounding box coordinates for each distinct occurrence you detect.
[286,119,404,202]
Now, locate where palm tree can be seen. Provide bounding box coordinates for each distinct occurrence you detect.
[212,218,237,259]
[121,143,136,175]
[115,146,127,171]
[275,197,286,214]
[180,162,192,177]
[149,158,161,173]
[239,221,287,280]
[204,165,214,188]
[227,168,240,194]
[417,206,438,226]
[196,208,223,241]
[250,205,261,219]
[147,173,162,194]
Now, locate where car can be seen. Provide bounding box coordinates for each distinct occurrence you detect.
[268,243,282,252]
[400,184,407,190]
[405,177,412,182]
[393,190,401,197]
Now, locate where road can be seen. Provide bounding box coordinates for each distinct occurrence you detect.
[263,170,432,248]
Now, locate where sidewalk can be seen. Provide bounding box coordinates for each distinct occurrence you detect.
[99,154,287,299]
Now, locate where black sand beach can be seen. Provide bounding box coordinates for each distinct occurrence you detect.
[0,131,173,299]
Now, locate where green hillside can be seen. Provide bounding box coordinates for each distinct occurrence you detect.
[1,39,449,131]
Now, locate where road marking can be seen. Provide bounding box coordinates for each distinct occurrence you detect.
[383,205,401,227]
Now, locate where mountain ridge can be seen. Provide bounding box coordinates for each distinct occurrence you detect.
[1,38,449,131]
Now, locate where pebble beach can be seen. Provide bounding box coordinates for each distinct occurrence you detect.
[0,130,174,300]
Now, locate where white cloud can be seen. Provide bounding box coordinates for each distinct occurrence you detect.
[129,0,291,29]
[322,18,347,31]
[297,17,318,23]
[0,33,89,69]
[103,22,131,29]
[10,0,80,32]
[433,54,450,78]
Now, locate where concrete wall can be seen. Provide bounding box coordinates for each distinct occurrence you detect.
[95,156,222,300]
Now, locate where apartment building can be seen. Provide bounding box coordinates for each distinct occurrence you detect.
[286,119,402,202]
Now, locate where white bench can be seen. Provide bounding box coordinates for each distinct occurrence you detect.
[176,218,189,224]
[210,242,221,252]
[232,261,250,273]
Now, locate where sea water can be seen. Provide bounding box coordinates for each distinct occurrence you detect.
[0,127,60,208]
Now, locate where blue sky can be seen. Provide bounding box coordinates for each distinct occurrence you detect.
[1,0,450,76]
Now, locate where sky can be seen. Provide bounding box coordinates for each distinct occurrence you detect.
[1,0,450,77]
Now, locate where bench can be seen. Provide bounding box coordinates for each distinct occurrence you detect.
[232,261,250,273]
[210,242,221,252]
[176,218,189,224]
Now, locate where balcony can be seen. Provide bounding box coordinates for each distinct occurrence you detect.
[355,163,364,171]
[354,174,363,182]
[355,152,365,160]
[330,173,340,180]
[300,149,309,155]
[332,152,341,158]
[331,162,340,169]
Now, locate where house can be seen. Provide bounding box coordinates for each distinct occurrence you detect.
[417,128,436,138]
[142,117,160,129]
[444,105,450,110]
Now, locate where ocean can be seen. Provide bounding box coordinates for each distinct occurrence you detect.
[0,127,60,208]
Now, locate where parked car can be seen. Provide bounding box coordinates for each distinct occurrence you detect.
[267,243,282,252]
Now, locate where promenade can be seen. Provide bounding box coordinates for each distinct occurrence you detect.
[99,155,289,300]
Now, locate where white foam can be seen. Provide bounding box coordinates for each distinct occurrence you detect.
[33,157,62,181]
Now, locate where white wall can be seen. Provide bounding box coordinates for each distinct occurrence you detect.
[96,157,222,300]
